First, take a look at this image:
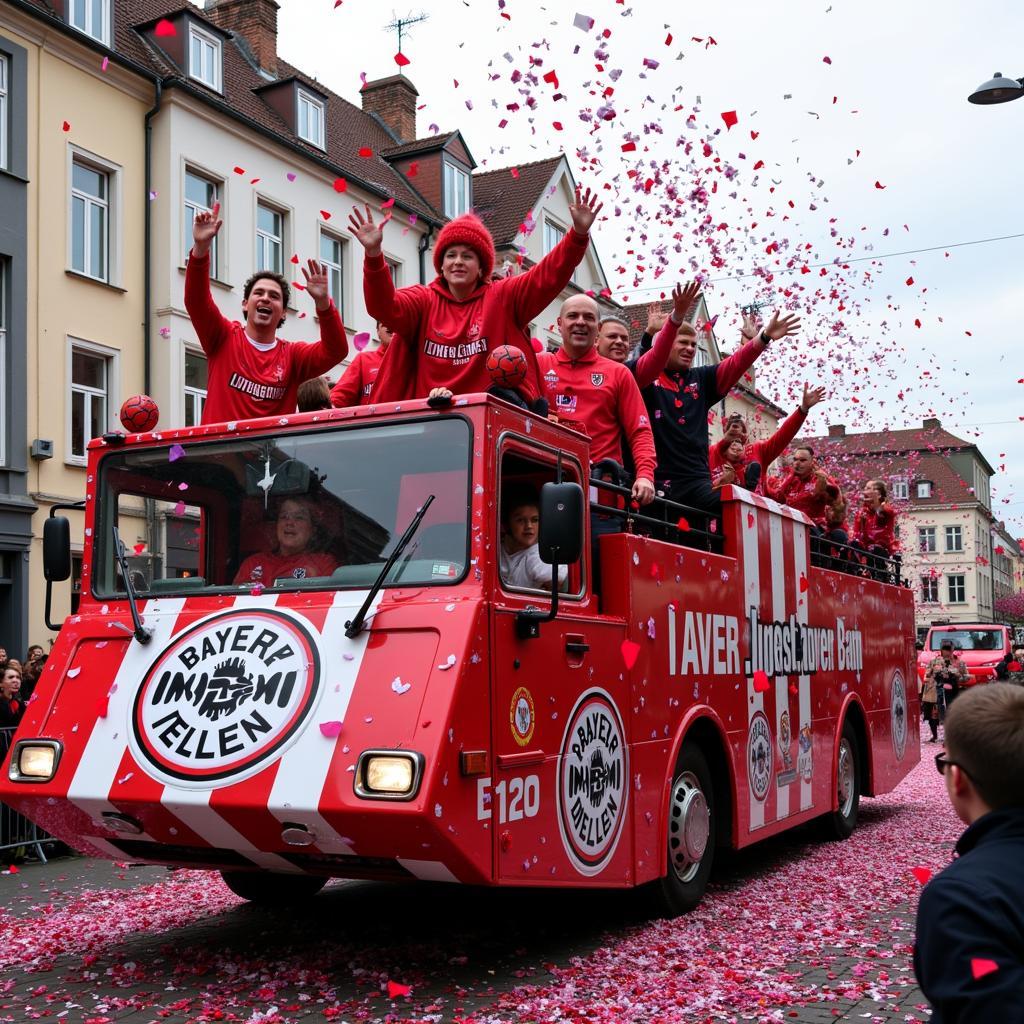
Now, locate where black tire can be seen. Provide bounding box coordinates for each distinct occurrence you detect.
[822,720,861,840]
[220,870,327,905]
[649,744,716,917]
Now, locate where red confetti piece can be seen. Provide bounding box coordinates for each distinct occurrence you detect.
[543,69,559,88]
[799,574,809,593]
[394,52,410,67]
[62,120,71,132]
[746,512,754,528]
[971,958,999,980]
[381,197,395,208]
[387,981,412,998]
[822,55,832,64]
[233,166,245,175]
[874,180,886,189]
[407,162,419,177]
[154,18,176,37]
[320,210,332,220]
[665,33,672,45]
[905,276,914,286]
[911,866,932,885]
[676,516,690,532]
[553,121,563,131]
[332,178,347,193]
[620,639,641,669]
[290,254,299,264]
[752,670,771,693]
[721,110,738,129]
[358,147,373,158]
[96,696,109,719]
[621,141,637,152]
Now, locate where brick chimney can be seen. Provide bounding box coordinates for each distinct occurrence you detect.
[828,424,846,438]
[361,75,419,143]
[922,416,941,429]
[206,0,279,74]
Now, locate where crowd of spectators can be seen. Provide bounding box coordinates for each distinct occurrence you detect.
[0,644,47,730]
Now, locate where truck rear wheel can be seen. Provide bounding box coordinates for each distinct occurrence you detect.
[650,745,716,916]
[220,870,327,905]
[822,720,860,840]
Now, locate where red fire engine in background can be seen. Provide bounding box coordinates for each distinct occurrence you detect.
[1,394,918,913]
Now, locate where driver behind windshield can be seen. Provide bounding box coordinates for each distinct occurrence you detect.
[234,496,338,586]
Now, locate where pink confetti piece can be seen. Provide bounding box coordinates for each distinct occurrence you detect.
[154,18,176,37]
[620,639,641,669]
[971,958,999,980]
[319,721,343,738]
[177,483,188,491]
[387,980,411,998]
[353,332,371,351]
[168,444,185,462]
[101,57,109,71]
[286,172,297,182]
[173,501,186,515]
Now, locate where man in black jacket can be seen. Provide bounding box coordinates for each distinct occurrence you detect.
[914,683,1024,1022]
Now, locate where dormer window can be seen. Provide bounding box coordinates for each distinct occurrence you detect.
[297,88,325,149]
[70,0,110,45]
[916,480,933,499]
[443,162,471,218]
[189,23,222,92]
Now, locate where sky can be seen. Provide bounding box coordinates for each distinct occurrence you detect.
[263,0,1023,532]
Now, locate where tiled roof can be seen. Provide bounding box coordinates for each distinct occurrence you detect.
[473,155,564,246]
[381,133,459,159]
[17,0,445,223]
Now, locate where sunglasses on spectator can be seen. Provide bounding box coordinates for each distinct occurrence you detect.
[934,752,972,779]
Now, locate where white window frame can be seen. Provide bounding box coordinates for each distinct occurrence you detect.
[188,23,222,92]
[543,217,564,256]
[918,526,936,554]
[385,255,402,287]
[443,162,471,218]
[945,525,963,553]
[0,54,8,173]
[69,0,110,45]
[319,228,344,316]
[920,576,938,604]
[183,165,222,275]
[297,88,326,149]
[891,477,908,500]
[255,200,286,275]
[183,347,207,428]
[916,480,932,499]
[70,155,110,282]
[68,147,121,285]
[947,574,966,604]
[66,337,120,466]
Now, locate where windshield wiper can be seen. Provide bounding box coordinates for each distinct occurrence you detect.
[345,494,435,639]
[112,526,153,645]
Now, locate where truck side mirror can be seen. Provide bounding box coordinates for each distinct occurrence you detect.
[43,516,72,582]
[538,481,583,565]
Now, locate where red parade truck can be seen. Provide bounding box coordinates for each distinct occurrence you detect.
[1,395,918,913]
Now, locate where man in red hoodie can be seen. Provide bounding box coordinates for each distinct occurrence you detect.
[348,188,601,405]
[329,322,394,408]
[768,446,848,544]
[186,204,348,425]
[710,384,826,492]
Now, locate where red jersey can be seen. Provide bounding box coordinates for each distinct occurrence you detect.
[330,347,386,408]
[768,470,840,530]
[710,406,808,491]
[185,252,347,425]
[852,504,897,553]
[234,550,338,586]
[366,229,589,404]
[537,346,657,481]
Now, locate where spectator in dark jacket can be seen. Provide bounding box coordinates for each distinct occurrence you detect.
[0,665,24,727]
[914,683,1024,1023]
[994,646,1024,684]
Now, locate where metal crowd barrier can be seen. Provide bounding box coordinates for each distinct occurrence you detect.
[0,726,56,863]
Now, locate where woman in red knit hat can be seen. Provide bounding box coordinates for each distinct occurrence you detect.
[348,188,602,405]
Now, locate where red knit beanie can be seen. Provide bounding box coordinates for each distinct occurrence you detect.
[433,213,495,282]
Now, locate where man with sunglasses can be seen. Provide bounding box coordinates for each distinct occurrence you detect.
[914,683,1024,1022]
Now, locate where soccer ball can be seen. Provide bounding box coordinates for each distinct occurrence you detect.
[120,394,159,433]
[486,345,528,388]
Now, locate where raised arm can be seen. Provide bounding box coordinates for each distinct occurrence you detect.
[349,204,424,339]
[185,201,231,355]
[715,310,801,396]
[632,281,700,387]
[502,186,600,325]
[290,259,349,379]
[757,384,825,466]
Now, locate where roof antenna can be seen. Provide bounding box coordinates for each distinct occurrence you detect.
[385,10,429,68]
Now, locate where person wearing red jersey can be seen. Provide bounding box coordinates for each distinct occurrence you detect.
[234,497,338,586]
[710,384,826,493]
[851,479,898,555]
[186,203,348,425]
[768,447,849,543]
[330,322,395,408]
[348,188,602,405]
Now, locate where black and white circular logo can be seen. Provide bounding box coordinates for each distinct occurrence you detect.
[557,689,628,876]
[891,670,908,761]
[131,609,320,786]
[747,711,773,803]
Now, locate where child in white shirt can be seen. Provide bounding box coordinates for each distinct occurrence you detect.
[500,488,568,590]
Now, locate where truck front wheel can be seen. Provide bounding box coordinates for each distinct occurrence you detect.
[650,744,716,916]
[220,870,327,905]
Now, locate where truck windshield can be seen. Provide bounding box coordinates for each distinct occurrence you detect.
[928,629,1004,652]
[92,417,471,598]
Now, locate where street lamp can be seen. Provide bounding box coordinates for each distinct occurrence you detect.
[968,72,1024,105]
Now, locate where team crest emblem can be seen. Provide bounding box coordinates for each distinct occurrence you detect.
[510,686,535,747]
[131,609,321,787]
[558,689,628,876]
[590,373,605,387]
[468,321,482,341]
[891,670,908,760]
[747,711,772,803]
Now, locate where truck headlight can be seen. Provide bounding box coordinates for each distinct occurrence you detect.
[355,751,424,800]
[9,741,62,782]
